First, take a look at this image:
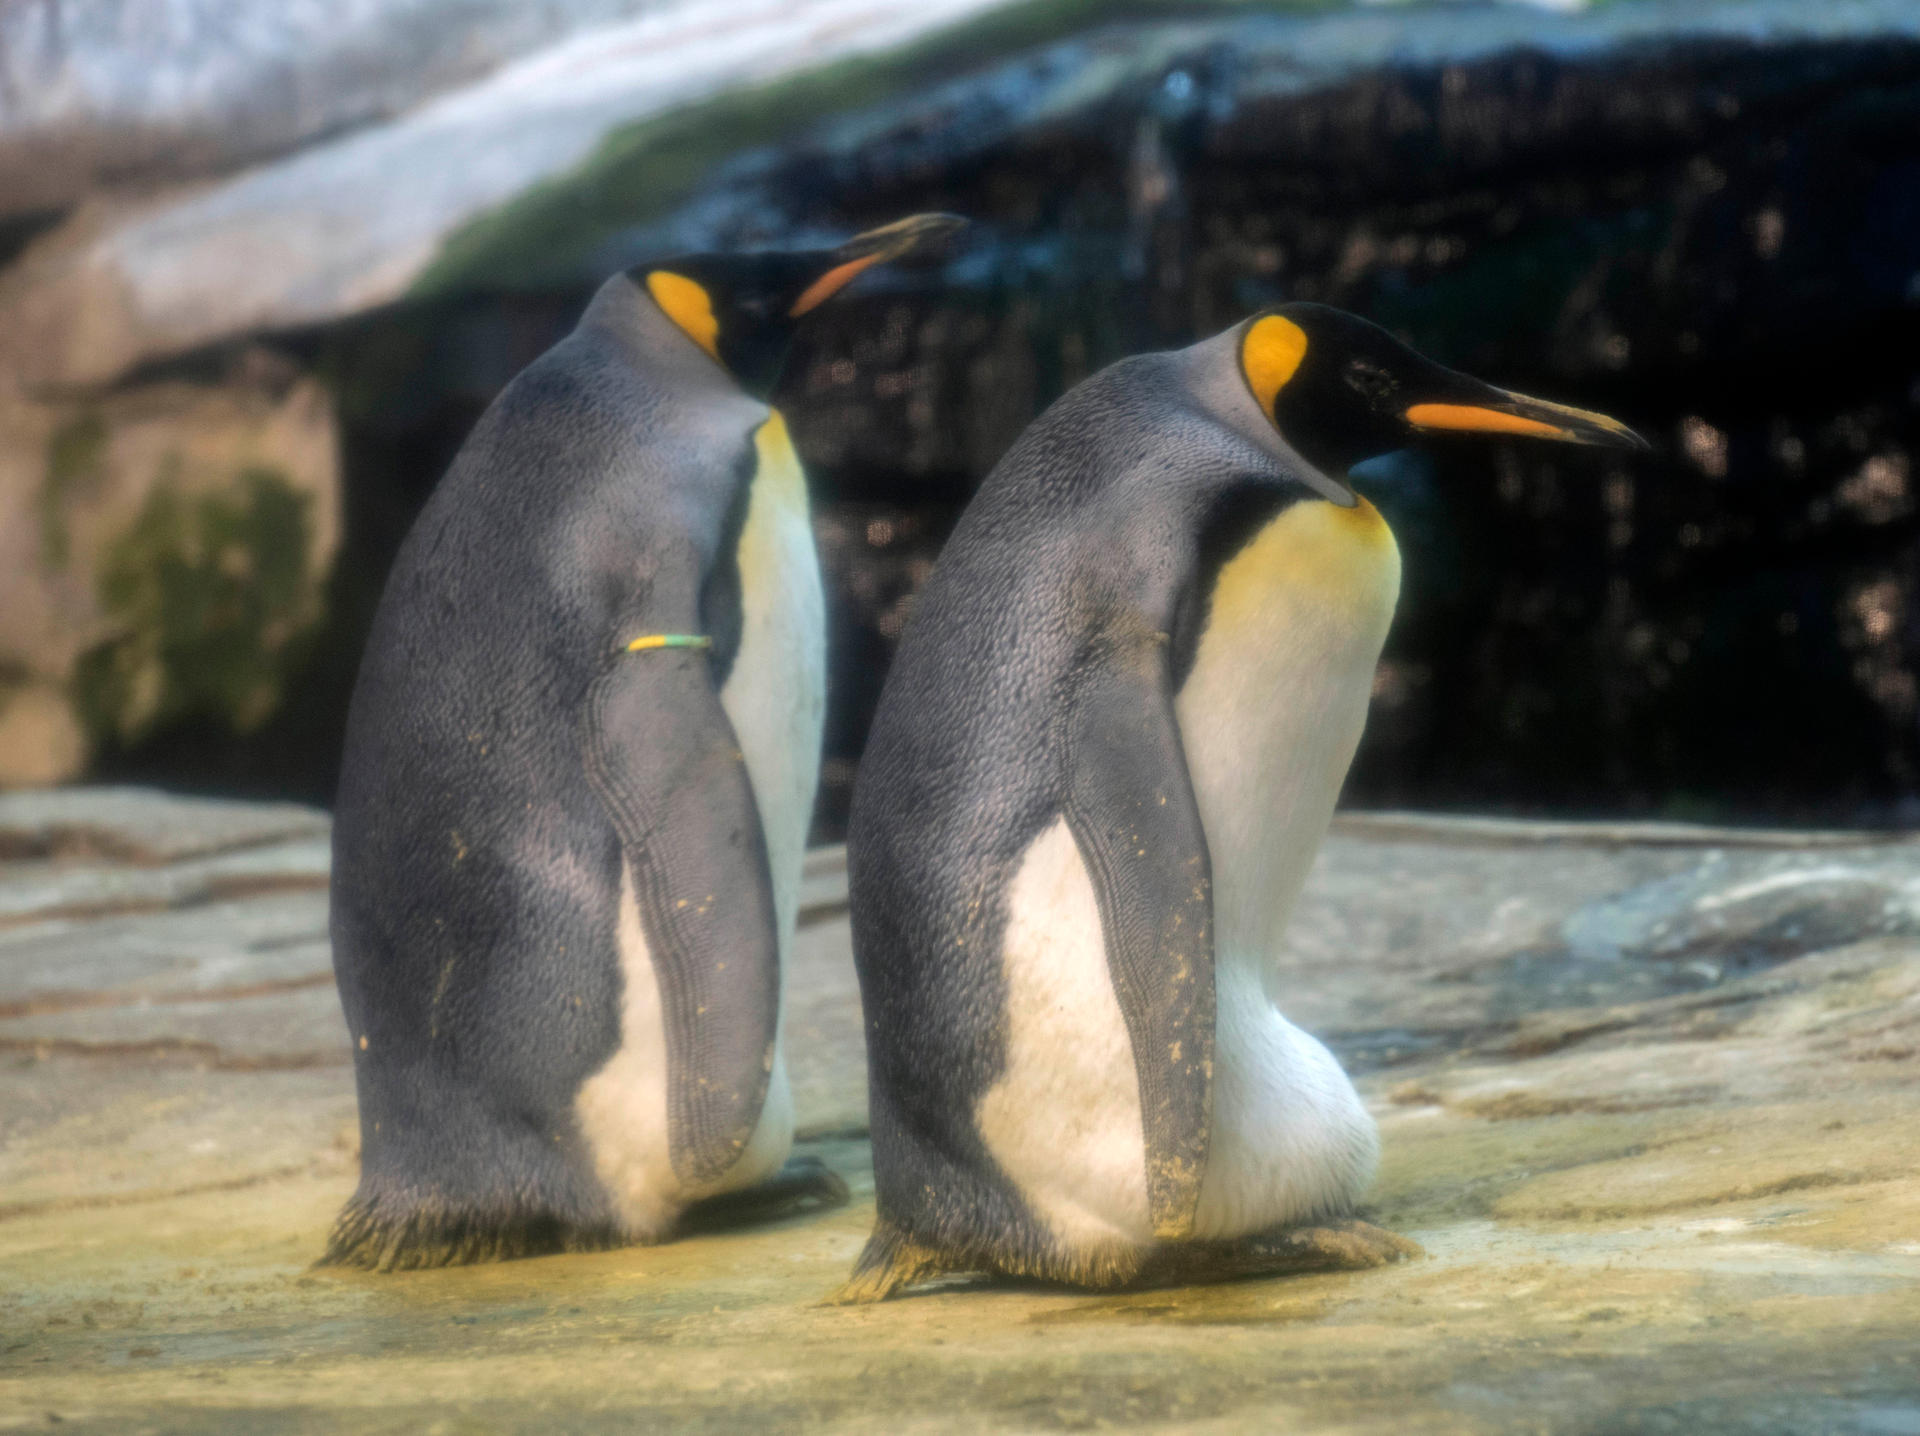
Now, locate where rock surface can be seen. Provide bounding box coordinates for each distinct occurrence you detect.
[0,0,1014,389]
[15,0,1913,828]
[0,359,340,788]
[2,787,1916,1431]
[0,0,675,218]
[11,0,1918,391]
[9,1,1920,820]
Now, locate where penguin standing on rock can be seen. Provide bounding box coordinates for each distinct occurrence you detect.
[324,214,965,1270]
[837,303,1645,1300]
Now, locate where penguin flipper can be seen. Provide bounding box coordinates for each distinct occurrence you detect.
[583,643,781,1190]
[1063,624,1217,1242]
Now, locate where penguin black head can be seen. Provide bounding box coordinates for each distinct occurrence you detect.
[636,214,967,398]
[1237,302,1648,475]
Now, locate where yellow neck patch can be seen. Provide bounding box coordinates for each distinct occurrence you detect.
[749,410,805,511]
[1206,496,1399,637]
[646,270,722,362]
[1240,314,1309,414]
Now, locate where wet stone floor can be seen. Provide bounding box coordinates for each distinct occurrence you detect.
[1,790,1917,1433]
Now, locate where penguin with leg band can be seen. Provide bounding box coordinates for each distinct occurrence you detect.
[836,302,1644,1300]
[323,214,965,1270]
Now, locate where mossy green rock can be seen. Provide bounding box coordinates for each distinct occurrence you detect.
[0,368,339,787]
[74,466,318,744]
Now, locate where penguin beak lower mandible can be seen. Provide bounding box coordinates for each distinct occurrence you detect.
[789,213,968,316]
[1404,391,1649,451]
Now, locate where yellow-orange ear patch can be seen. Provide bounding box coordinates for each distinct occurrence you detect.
[1240,314,1309,413]
[789,252,884,316]
[1404,404,1572,440]
[646,271,721,361]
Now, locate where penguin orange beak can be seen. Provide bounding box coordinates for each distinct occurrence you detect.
[1405,390,1648,450]
[789,213,969,317]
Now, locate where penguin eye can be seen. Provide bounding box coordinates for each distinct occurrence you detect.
[1344,359,1399,407]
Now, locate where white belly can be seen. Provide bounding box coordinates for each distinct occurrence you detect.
[576,411,826,1236]
[976,816,1152,1251]
[977,496,1398,1252]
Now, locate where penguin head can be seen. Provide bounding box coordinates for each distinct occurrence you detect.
[636,214,967,398]
[1238,302,1648,475]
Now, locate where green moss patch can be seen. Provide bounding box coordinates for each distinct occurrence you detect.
[74,467,321,746]
[39,409,109,568]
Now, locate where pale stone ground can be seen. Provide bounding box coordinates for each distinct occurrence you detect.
[2,789,1917,1433]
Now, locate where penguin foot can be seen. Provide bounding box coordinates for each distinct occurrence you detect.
[1131,1219,1423,1288]
[679,1156,851,1236]
[821,1220,956,1305]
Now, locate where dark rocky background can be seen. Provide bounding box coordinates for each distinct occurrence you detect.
[9,1,1920,837]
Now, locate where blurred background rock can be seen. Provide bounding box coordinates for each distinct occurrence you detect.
[2,0,1917,837]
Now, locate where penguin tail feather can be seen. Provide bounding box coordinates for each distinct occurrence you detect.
[820,1220,955,1305]
[317,1192,624,1272]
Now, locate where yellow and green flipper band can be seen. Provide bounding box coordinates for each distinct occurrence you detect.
[625,633,713,653]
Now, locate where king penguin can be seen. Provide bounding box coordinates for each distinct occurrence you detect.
[323,214,965,1270]
[837,302,1645,1299]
